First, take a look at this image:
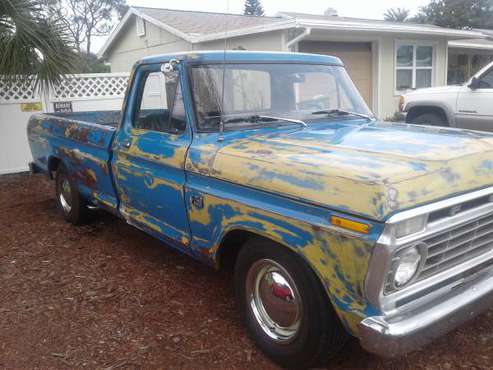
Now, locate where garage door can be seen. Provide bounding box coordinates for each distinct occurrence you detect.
[299,41,373,107]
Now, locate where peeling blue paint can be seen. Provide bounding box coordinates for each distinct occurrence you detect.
[27,51,493,337]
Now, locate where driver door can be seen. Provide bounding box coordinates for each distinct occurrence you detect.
[112,62,192,246]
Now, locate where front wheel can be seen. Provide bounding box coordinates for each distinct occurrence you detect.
[234,238,348,368]
[55,163,88,225]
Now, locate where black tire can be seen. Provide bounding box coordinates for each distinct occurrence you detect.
[55,163,89,225]
[408,112,447,126]
[234,238,348,369]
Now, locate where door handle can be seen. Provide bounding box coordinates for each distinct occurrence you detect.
[191,194,204,209]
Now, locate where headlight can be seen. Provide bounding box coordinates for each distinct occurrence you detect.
[394,214,427,238]
[393,246,422,288]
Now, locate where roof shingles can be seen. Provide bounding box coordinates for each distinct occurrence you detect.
[135,7,284,37]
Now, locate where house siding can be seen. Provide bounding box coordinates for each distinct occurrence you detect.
[107,16,192,72]
[196,30,285,52]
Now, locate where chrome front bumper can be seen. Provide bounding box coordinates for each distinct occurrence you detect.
[358,264,493,357]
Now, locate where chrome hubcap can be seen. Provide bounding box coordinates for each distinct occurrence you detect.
[246,259,302,344]
[59,178,72,213]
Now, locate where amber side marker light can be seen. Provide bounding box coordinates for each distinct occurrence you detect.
[330,216,370,234]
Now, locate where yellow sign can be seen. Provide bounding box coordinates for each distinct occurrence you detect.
[20,102,43,112]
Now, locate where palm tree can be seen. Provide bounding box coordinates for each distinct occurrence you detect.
[0,0,78,88]
[384,8,410,22]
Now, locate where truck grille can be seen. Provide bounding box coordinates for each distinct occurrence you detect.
[420,213,493,280]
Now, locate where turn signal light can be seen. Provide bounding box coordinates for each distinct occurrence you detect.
[330,216,369,234]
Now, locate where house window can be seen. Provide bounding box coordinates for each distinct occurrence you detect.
[136,17,146,37]
[395,43,434,91]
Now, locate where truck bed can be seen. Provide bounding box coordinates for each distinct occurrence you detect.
[27,110,120,211]
[47,111,121,127]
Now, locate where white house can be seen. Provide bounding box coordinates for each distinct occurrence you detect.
[98,7,490,119]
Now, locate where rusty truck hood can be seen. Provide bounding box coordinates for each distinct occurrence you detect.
[199,121,493,221]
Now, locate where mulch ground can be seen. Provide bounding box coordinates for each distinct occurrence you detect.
[1,172,493,369]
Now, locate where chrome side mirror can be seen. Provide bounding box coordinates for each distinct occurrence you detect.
[161,59,180,73]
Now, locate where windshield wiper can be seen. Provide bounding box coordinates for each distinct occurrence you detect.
[311,109,374,121]
[223,114,307,127]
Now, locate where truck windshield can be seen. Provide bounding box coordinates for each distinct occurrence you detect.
[190,63,373,131]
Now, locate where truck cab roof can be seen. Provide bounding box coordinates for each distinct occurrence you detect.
[137,50,344,66]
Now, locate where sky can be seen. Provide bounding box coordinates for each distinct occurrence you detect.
[94,0,432,53]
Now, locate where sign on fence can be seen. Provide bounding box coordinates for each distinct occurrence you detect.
[20,102,43,112]
[53,101,73,113]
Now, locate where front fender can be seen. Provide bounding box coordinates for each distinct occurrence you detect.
[185,172,383,335]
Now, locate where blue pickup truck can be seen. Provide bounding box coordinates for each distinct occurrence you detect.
[28,51,493,368]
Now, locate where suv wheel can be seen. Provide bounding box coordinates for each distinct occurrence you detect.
[409,112,447,126]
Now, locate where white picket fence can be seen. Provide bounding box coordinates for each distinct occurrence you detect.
[0,73,129,174]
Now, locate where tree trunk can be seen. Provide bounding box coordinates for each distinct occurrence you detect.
[86,36,91,56]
